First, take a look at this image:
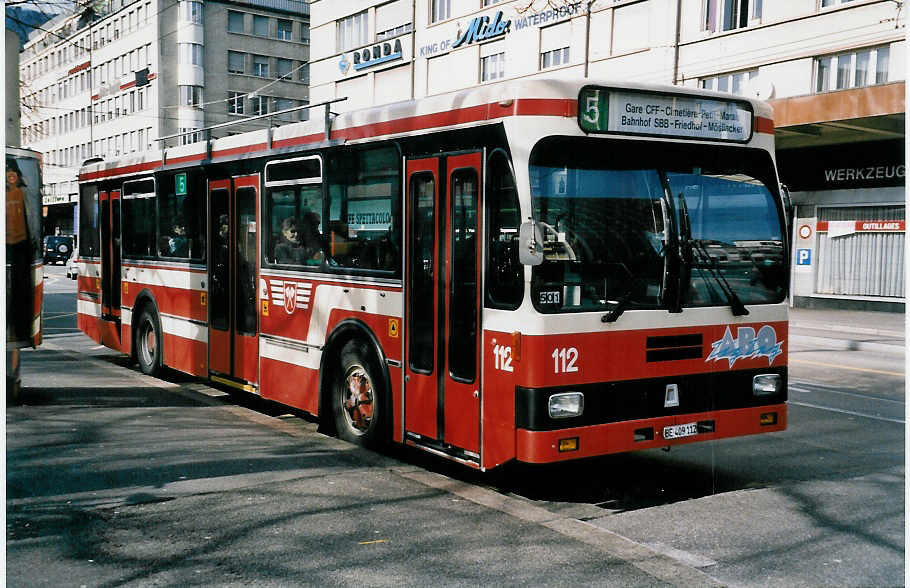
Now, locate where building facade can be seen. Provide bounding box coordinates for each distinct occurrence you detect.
[309,0,905,310]
[19,0,311,235]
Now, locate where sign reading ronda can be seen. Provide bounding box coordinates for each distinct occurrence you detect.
[578,87,754,143]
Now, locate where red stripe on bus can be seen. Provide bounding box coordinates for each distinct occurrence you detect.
[80,160,159,181]
[756,116,774,135]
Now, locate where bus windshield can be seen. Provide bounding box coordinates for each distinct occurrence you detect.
[529,137,786,314]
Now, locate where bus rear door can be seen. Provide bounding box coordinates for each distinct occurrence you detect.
[208,175,260,387]
[405,152,483,458]
[99,189,122,349]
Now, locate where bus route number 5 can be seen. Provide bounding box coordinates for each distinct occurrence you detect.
[552,347,579,373]
[583,94,600,125]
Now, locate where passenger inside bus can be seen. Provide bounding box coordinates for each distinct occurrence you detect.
[6,159,31,340]
[161,217,189,258]
[274,215,325,266]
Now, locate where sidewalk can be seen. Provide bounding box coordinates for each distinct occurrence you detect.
[788,306,905,356]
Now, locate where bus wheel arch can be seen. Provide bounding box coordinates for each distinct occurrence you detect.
[320,320,391,447]
[132,292,163,377]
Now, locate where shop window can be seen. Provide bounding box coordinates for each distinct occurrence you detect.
[816,205,904,298]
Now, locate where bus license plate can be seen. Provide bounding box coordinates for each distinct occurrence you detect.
[663,423,698,440]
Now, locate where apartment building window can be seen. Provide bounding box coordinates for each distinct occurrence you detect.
[179,85,203,107]
[700,69,757,95]
[432,0,451,22]
[253,55,270,77]
[481,53,505,82]
[180,128,201,145]
[253,15,269,37]
[337,10,369,51]
[704,0,760,32]
[277,19,292,40]
[541,47,569,69]
[228,11,245,33]
[821,0,858,6]
[276,98,295,121]
[181,1,203,24]
[228,91,244,114]
[179,43,204,66]
[249,95,269,116]
[277,58,293,80]
[299,62,310,83]
[483,0,504,5]
[815,46,889,93]
[228,51,245,74]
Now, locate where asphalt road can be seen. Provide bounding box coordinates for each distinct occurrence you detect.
[7,265,904,587]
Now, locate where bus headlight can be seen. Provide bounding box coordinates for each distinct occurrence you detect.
[753,374,782,397]
[548,392,584,419]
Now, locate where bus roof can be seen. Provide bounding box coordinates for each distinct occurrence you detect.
[79,77,774,181]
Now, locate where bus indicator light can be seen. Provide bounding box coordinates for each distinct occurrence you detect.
[389,319,399,338]
[760,412,778,426]
[261,300,269,316]
[123,282,128,294]
[558,437,579,452]
[200,292,206,306]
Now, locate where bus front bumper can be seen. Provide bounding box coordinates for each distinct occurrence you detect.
[515,404,787,463]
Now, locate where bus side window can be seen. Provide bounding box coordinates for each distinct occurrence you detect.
[485,150,523,309]
[157,171,205,261]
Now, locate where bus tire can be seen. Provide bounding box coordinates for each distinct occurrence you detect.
[135,306,162,377]
[332,339,387,448]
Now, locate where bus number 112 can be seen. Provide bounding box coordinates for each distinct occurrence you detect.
[552,347,579,373]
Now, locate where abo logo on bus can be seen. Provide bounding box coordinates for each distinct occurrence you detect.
[706,325,783,368]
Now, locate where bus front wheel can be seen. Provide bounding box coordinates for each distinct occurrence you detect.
[135,307,162,377]
[333,340,386,448]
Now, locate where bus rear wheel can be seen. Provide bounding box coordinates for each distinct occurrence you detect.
[135,307,162,377]
[333,340,386,448]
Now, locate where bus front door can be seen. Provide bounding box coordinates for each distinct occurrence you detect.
[208,175,260,387]
[405,152,483,458]
[99,189,122,348]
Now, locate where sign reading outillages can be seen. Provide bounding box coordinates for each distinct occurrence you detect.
[578,87,753,142]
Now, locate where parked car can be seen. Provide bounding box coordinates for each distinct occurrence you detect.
[43,235,74,265]
[65,250,78,280]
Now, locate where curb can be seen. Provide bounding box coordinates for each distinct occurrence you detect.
[790,334,904,356]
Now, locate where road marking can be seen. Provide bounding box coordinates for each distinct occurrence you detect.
[789,385,905,405]
[790,358,904,377]
[789,400,905,424]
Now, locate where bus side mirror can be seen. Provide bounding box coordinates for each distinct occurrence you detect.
[518,220,544,266]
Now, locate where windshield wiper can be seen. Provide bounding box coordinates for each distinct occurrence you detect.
[689,238,749,316]
[602,287,635,323]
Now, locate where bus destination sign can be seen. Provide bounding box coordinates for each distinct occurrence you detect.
[578,87,753,142]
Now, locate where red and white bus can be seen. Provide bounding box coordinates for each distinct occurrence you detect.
[7,147,45,401]
[76,79,789,469]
